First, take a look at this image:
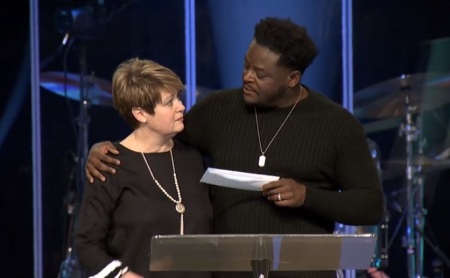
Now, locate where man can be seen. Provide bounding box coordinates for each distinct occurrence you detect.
[86,17,383,278]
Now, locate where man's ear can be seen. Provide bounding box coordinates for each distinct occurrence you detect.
[288,71,301,87]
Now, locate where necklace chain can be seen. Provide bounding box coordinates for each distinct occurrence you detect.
[254,86,303,166]
[141,149,185,234]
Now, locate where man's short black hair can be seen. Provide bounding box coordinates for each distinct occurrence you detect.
[254,17,318,74]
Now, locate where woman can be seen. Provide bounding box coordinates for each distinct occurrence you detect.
[75,58,213,278]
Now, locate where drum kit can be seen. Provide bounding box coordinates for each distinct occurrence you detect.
[352,72,450,278]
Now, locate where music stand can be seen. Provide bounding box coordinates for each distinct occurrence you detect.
[149,234,377,278]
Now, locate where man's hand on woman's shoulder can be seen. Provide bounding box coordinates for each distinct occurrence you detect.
[85,141,121,183]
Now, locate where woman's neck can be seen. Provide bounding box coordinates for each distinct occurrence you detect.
[121,129,173,153]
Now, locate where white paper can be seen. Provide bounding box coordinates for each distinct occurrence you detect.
[200,167,280,191]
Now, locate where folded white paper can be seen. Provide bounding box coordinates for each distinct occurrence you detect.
[200,167,280,191]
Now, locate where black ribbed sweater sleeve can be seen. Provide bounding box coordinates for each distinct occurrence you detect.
[183,88,383,234]
[301,111,384,225]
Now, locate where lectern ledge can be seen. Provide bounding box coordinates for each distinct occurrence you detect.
[149,234,377,278]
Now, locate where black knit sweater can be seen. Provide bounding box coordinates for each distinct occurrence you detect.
[180,87,383,278]
[76,141,212,278]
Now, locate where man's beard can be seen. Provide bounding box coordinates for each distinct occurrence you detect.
[256,85,290,109]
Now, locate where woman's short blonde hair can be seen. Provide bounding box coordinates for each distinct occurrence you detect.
[112,58,184,128]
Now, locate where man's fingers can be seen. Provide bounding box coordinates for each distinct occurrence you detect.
[265,191,298,207]
[85,141,120,183]
[266,194,290,206]
[95,161,117,174]
[103,144,120,156]
[94,153,120,168]
[261,180,282,191]
[266,192,285,201]
[85,166,94,184]
[85,162,106,182]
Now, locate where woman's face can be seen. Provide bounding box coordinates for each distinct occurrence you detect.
[144,90,185,137]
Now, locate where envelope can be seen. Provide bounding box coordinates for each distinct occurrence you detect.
[200,167,280,191]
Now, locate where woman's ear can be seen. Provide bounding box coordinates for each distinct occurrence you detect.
[132,108,147,124]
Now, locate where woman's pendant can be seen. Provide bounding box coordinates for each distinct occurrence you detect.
[258,155,266,167]
[176,203,185,214]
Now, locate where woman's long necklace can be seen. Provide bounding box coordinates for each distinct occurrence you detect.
[141,149,185,235]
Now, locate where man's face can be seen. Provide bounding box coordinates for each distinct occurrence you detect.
[242,39,291,107]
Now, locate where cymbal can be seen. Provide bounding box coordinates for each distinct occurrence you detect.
[383,154,450,167]
[354,72,450,119]
[381,154,450,181]
[40,71,112,106]
[363,117,402,134]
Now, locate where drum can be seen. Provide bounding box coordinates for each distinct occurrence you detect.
[335,221,388,269]
[353,221,389,269]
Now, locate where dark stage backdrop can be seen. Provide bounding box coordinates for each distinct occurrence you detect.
[1,0,450,277]
[353,0,450,277]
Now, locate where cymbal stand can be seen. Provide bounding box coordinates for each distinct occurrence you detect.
[58,42,91,278]
[76,43,90,197]
[414,117,427,277]
[377,206,390,269]
[398,74,421,278]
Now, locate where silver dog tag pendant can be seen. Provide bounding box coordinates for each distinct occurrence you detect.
[258,155,266,167]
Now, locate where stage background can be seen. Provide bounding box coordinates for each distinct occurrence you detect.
[1,0,450,277]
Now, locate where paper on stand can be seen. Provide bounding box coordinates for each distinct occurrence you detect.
[200,167,280,191]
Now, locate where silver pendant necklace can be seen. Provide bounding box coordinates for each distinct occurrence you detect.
[254,86,303,167]
[141,148,185,235]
